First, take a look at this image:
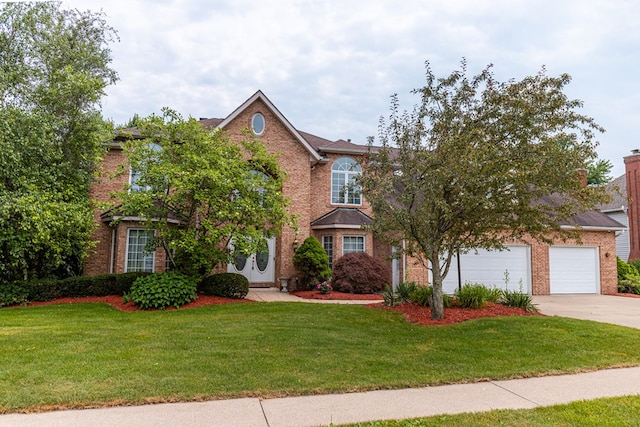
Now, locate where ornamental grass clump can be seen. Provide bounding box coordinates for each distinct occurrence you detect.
[127,272,197,310]
[455,283,502,309]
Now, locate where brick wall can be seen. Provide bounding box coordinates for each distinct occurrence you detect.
[399,230,617,295]
[625,152,640,260]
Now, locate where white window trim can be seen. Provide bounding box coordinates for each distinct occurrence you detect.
[124,229,156,273]
[342,235,366,255]
[251,112,265,135]
[331,157,362,206]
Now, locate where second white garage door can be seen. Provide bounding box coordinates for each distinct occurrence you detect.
[549,246,599,294]
[441,245,531,294]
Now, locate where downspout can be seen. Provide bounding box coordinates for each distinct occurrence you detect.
[109,228,116,274]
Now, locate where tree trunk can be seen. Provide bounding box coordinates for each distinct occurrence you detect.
[430,250,445,320]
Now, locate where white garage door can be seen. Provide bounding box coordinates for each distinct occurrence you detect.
[441,245,531,294]
[549,246,599,294]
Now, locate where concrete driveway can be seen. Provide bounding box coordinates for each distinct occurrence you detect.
[533,294,640,329]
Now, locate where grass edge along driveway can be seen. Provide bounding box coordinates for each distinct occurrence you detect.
[1,301,640,413]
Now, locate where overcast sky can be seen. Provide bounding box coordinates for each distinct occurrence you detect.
[62,0,639,177]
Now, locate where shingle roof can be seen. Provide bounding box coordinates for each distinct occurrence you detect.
[599,174,627,213]
[311,208,373,229]
[537,194,626,229]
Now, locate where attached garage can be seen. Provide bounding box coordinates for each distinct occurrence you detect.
[441,245,531,294]
[549,246,600,294]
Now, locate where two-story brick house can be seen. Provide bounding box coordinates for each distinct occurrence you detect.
[85,90,623,295]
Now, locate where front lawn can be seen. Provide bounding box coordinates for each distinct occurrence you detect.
[1,302,640,412]
[343,395,640,426]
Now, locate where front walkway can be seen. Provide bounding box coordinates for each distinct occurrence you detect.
[246,287,380,305]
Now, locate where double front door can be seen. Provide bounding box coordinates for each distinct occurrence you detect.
[228,238,275,285]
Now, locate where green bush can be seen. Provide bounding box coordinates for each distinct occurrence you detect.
[501,289,538,312]
[198,273,249,299]
[617,257,639,282]
[618,274,640,295]
[0,282,30,307]
[396,282,417,303]
[382,285,401,306]
[27,278,63,301]
[455,283,502,309]
[292,237,332,290]
[128,273,197,310]
[409,285,433,307]
[628,259,640,276]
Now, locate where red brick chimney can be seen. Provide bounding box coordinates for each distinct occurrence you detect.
[625,149,640,260]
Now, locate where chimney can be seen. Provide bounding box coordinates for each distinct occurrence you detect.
[576,168,588,187]
[625,150,640,260]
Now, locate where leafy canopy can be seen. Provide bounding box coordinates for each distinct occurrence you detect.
[0,2,118,282]
[360,60,610,319]
[114,109,293,275]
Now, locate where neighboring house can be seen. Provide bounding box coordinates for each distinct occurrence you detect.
[85,90,622,295]
[599,174,629,261]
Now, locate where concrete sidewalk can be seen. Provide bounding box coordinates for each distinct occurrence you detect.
[2,366,640,427]
[246,287,381,305]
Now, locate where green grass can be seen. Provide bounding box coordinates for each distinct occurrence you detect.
[1,302,640,413]
[343,395,640,426]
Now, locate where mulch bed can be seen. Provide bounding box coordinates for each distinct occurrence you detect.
[21,294,252,312]
[291,290,383,300]
[378,302,543,326]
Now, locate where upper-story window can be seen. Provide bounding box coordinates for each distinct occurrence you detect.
[331,157,362,205]
[129,143,162,192]
[251,113,265,135]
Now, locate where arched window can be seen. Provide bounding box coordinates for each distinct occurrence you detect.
[331,157,361,205]
[129,143,162,192]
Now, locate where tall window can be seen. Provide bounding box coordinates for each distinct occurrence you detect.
[129,143,162,192]
[343,235,365,254]
[126,229,155,272]
[331,157,361,205]
[322,235,334,268]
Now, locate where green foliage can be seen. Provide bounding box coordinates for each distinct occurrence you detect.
[361,59,609,319]
[587,158,614,185]
[382,285,401,306]
[396,281,417,303]
[0,282,29,307]
[501,289,539,313]
[615,257,640,293]
[332,252,391,294]
[198,273,249,299]
[128,272,197,310]
[0,3,118,282]
[455,283,501,309]
[410,285,433,307]
[114,109,292,275]
[292,237,331,290]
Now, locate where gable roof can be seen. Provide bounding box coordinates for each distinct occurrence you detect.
[311,208,373,229]
[216,90,323,162]
[599,174,627,213]
[537,194,626,231]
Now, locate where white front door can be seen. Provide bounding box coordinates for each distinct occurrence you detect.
[228,238,275,285]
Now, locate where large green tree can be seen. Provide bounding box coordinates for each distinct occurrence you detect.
[114,109,293,275]
[0,3,118,282]
[586,158,614,185]
[360,60,610,319]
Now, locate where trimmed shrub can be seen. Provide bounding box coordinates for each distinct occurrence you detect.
[617,257,639,282]
[27,278,63,301]
[0,282,30,307]
[292,237,332,290]
[128,272,197,310]
[628,259,640,276]
[198,273,249,299]
[332,252,391,294]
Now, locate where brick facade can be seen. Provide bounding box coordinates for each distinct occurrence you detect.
[83,90,619,295]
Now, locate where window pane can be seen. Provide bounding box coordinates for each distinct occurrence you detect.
[343,236,365,254]
[331,157,361,205]
[322,236,333,269]
[126,230,155,272]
